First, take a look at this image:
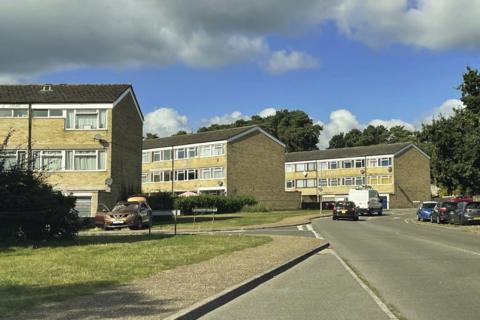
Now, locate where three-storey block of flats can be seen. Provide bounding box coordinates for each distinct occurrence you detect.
[142,126,300,209]
[285,143,431,209]
[0,84,144,217]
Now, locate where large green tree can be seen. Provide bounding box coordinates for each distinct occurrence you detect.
[198,109,322,152]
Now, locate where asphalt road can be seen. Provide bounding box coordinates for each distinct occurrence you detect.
[203,209,480,320]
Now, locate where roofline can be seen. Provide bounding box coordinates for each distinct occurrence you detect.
[143,139,227,151]
[394,144,430,160]
[227,126,286,148]
[285,154,396,164]
[113,86,144,122]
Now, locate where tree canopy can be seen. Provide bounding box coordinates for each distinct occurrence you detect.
[198,109,322,152]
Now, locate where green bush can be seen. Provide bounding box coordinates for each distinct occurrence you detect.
[174,195,257,214]
[147,192,175,210]
[241,203,270,213]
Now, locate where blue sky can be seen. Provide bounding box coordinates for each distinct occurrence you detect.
[1,1,479,147]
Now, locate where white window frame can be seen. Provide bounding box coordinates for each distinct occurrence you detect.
[212,144,225,156]
[65,109,108,131]
[285,164,294,172]
[142,151,150,163]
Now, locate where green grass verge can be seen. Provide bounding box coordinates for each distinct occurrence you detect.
[153,209,330,231]
[0,234,271,316]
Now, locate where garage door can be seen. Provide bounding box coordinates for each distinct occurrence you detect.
[75,197,92,217]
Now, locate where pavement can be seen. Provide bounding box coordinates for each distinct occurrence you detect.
[200,209,480,320]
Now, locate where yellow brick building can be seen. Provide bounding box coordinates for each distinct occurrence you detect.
[0,84,144,217]
[142,126,300,209]
[285,143,431,209]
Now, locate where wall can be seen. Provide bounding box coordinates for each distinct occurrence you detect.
[227,131,300,210]
[391,147,431,208]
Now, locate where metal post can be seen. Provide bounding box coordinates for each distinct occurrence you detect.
[364,155,367,187]
[316,161,319,211]
[319,160,323,215]
[27,103,32,170]
[171,145,176,235]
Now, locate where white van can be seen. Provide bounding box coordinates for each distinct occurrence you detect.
[348,189,383,215]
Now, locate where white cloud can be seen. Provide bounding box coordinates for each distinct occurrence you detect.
[143,108,190,137]
[266,50,318,74]
[258,108,277,118]
[368,119,416,131]
[201,111,250,126]
[317,109,362,149]
[421,99,465,124]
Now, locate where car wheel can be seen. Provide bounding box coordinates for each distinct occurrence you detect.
[417,214,421,221]
[378,209,383,216]
[129,218,143,230]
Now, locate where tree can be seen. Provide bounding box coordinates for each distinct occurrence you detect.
[198,109,322,152]
[459,67,480,114]
[173,130,188,136]
[144,132,158,139]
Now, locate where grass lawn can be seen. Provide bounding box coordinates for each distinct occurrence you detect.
[153,209,330,231]
[0,234,270,316]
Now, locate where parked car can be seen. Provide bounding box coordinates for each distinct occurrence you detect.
[449,201,480,225]
[416,201,437,221]
[95,200,152,230]
[431,201,458,224]
[332,201,359,221]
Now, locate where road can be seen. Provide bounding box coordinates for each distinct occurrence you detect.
[202,209,480,320]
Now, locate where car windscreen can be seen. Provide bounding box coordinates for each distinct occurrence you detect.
[466,202,480,209]
[422,203,436,209]
[112,203,138,213]
[336,202,354,208]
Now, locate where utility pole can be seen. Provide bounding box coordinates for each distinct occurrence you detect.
[27,103,32,170]
[364,154,368,187]
[171,145,176,235]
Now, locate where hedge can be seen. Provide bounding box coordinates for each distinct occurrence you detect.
[147,192,175,210]
[174,195,257,214]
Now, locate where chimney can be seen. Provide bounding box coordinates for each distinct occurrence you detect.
[40,84,53,92]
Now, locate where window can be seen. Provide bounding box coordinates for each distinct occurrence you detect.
[187,147,197,158]
[152,151,161,162]
[162,150,172,161]
[306,179,316,188]
[163,170,172,182]
[13,109,28,117]
[319,178,328,187]
[200,145,212,157]
[175,148,186,159]
[0,151,18,169]
[74,151,97,170]
[328,161,338,170]
[368,176,379,185]
[355,159,365,168]
[319,162,328,171]
[49,109,63,117]
[141,173,148,183]
[65,109,107,130]
[380,176,392,184]
[296,179,306,188]
[367,159,377,167]
[355,176,365,186]
[201,168,212,179]
[65,151,73,170]
[342,160,354,169]
[187,169,198,180]
[42,151,63,171]
[213,144,225,156]
[307,162,316,171]
[97,151,106,170]
[0,109,13,117]
[329,178,339,186]
[286,180,295,188]
[295,163,306,172]
[379,157,392,167]
[151,171,161,182]
[213,167,224,179]
[176,170,186,181]
[32,109,48,117]
[142,152,150,163]
[343,177,354,186]
[286,164,294,172]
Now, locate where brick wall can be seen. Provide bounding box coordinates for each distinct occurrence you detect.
[391,147,431,208]
[227,131,300,210]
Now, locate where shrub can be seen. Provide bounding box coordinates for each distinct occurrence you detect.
[241,203,270,213]
[174,195,257,214]
[1,133,79,242]
[147,192,175,210]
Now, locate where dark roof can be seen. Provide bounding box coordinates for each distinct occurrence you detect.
[0,84,131,103]
[143,126,259,149]
[286,143,422,162]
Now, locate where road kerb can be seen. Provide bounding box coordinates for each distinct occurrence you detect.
[164,241,330,320]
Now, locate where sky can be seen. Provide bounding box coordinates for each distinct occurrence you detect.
[1,0,479,148]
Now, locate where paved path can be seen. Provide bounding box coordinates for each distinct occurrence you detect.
[203,209,480,320]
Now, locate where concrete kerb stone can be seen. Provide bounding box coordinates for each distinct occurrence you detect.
[164,241,330,320]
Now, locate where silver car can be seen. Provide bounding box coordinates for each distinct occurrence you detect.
[450,202,480,225]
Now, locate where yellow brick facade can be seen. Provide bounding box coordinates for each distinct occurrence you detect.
[0,91,142,217]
